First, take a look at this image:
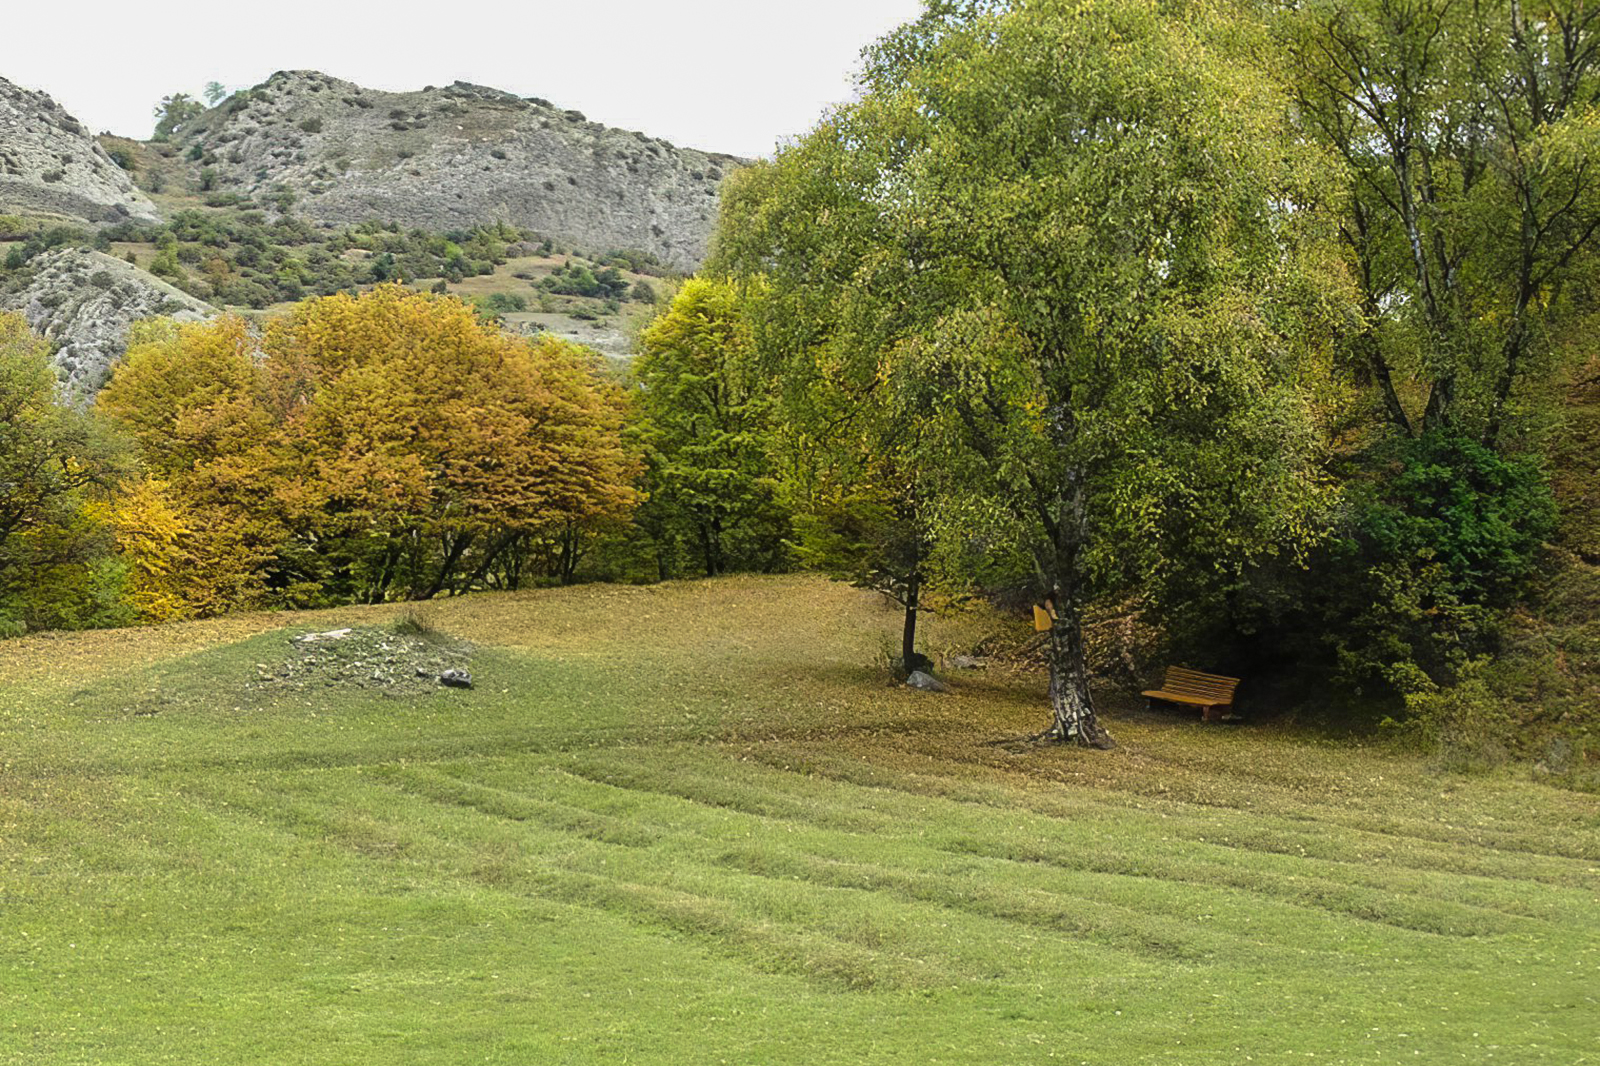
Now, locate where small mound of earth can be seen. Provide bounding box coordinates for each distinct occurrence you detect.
[252,626,473,698]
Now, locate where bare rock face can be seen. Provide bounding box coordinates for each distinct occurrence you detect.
[173,71,742,271]
[0,77,159,226]
[1,248,214,398]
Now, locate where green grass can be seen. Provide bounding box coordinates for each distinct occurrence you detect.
[2,575,1597,1063]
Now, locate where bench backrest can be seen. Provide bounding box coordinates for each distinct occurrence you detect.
[1162,666,1240,704]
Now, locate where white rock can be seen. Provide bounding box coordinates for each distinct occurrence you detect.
[293,628,354,644]
[906,671,952,694]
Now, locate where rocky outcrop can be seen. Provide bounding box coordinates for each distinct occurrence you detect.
[1,248,214,398]
[0,77,159,226]
[173,71,741,270]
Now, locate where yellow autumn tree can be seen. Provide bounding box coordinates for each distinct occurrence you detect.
[98,316,285,616]
[263,286,639,599]
[100,478,269,622]
[98,286,640,607]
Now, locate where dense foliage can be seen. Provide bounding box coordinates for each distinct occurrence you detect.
[1278,0,1600,446]
[629,279,791,579]
[715,0,1351,744]
[0,314,130,632]
[101,287,638,610]
[0,290,640,630]
[1318,432,1558,694]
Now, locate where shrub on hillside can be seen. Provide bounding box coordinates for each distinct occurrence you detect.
[1314,432,1556,697]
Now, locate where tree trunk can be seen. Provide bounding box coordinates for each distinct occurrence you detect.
[453,531,514,596]
[417,531,473,600]
[901,569,921,670]
[709,515,725,575]
[1040,462,1115,749]
[697,519,721,577]
[557,524,583,586]
[1045,582,1116,749]
[369,542,401,604]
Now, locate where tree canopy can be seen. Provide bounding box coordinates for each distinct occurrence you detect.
[1278,0,1600,443]
[0,313,130,631]
[716,0,1354,744]
[98,286,639,611]
[631,278,790,579]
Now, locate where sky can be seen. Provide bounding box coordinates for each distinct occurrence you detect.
[6,0,926,159]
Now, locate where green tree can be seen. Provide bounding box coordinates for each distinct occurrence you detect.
[0,314,130,632]
[633,279,790,578]
[754,284,936,672]
[717,0,1350,746]
[1278,0,1600,445]
[152,93,204,141]
[203,81,227,107]
[1320,431,1557,695]
[788,450,932,675]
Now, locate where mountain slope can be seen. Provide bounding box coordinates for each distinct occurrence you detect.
[1,247,214,397]
[171,71,740,270]
[0,76,159,226]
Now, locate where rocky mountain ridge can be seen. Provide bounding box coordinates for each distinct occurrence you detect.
[0,76,158,227]
[1,248,214,398]
[168,71,740,270]
[1,68,739,398]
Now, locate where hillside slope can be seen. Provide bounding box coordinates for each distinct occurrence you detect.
[0,76,158,226]
[0,247,214,396]
[168,71,740,270]
[1,575,1596,1064]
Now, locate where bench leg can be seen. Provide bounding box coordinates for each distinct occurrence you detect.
[1202,705,1221,723]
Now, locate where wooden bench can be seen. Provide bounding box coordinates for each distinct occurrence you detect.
[1142,667,1240,722]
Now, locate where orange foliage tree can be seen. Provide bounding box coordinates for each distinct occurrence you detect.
[99,286,639,611]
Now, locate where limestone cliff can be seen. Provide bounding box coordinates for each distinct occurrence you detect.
[1,248,214,398]
[174,71,741,270]
[0,77,159,226]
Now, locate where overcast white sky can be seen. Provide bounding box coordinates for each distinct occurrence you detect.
[6,1,926,158]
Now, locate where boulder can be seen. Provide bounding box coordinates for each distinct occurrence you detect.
[905,671,952,694]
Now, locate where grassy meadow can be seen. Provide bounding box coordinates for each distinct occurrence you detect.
[1,575,1596,1064]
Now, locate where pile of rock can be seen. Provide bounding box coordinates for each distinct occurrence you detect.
[256,626,476,698]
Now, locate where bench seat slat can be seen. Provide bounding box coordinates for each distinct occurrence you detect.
[1141,689,1226,707]
[1161,669,1237,688]
[1167,666,1240,678]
